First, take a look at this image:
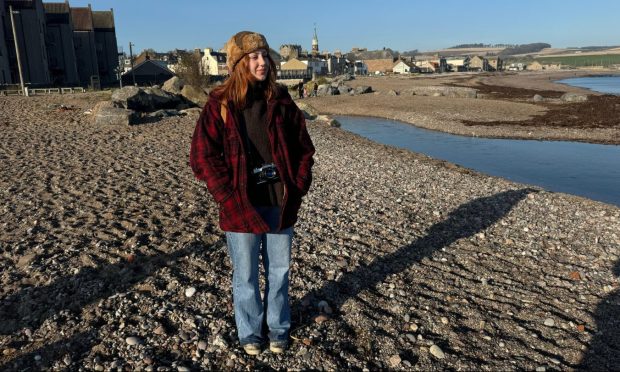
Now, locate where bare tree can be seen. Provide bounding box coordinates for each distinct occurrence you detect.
[176,50,210,89]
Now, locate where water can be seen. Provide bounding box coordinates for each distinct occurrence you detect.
[337,116,620,207]
[557,75,620,95]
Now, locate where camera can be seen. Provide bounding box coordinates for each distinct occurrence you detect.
[252,163,280,185]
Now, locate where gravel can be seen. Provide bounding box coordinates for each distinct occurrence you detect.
[0,92,619,370]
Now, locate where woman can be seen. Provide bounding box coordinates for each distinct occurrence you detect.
[189,31,315,355]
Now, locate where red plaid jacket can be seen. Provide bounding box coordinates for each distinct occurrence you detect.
[190,87,315,233]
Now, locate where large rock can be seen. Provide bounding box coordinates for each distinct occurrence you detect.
[561,92,588,102]
[354,86,373,95]
[111,86,152,111]
[181,85,209,107]
[338,85,352,95]
[317,84,338,96]
[143,87,183,109]
[162,76,185,94]
[92,101,136,125]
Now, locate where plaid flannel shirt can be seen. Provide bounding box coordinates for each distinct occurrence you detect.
[190,88,315,233]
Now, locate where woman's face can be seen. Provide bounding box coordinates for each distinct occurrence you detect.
[247,49,269,81]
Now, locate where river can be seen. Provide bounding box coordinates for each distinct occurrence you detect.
[556,75,620,95]
[337,115,620,207]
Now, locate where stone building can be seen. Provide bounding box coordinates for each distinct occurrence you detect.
[279,44,301,61]
[44,2,79,85]
[71,6,99,87]
[92,9,118,85]
[469,55,489,72]
[0,1,118,88]
[0,0,11,84]
[1,0,51,86]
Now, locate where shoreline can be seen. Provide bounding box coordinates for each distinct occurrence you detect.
[304,70,620,145]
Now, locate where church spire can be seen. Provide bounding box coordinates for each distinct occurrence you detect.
[311,23,319,56]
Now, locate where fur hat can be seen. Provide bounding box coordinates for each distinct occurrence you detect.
[225,31,270,73]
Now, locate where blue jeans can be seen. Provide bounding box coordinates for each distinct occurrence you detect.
[225,207,293,345]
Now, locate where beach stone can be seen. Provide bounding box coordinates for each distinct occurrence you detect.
[354,86,373,95]
[181,85,209,106]
[112,86,151,111]
[93,101,137,125]
[338,85,352,95]
[197,340,208,350]
[561,92,588,102]
[544,318,555,327]
[314,314,330,324]
[533,94,544,102]
[148,109,182,118]
[143,87,183,109]
[162,76,185,94]
[126,336,142,346]
[430,345,445,359]
[185,287,197,297]
[389,355,401,367]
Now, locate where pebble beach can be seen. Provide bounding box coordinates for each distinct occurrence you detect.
[1,86,619,370]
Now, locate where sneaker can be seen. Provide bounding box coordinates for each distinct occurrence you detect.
[269,341,287,354]
[243,343,261,356]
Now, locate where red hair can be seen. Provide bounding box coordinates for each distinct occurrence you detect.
[212,52,279,108]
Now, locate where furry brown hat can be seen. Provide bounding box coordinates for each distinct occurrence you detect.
[225,31,270,73]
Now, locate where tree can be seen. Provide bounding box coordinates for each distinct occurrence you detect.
[176,50,209,89]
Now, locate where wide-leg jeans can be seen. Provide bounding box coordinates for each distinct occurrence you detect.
[225,207,293,346]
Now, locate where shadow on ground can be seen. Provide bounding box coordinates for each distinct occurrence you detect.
[579,259,620,370]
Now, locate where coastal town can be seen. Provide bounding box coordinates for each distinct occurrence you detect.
[1,0,620,371]
[3,0,619,94]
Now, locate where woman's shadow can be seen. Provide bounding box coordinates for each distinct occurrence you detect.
[579,259,620,370]
[295,188,536,322]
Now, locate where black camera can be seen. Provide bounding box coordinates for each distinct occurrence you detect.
[252,163,280,185]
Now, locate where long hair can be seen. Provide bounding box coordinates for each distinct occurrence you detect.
[212,53,279,109]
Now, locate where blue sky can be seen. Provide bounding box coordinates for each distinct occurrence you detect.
[70,0,620,54]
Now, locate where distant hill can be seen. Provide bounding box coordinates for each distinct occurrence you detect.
[499,43,551,56]
[449,43,515,49]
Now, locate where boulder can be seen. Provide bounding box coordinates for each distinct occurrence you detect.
[162,76,185,94]
[143,87,183,109]
[533,94,544,102]
[92,101,137,125]
[147,109,183,118]
[181,85,209,107]
[295,101,318,119]
[111,86,151,111]
[338,85,352,95]
[388,90,399,96]
[180,108,202,116]
[561,92,588,102]
[354,86,373,95]
[317,84,339,96]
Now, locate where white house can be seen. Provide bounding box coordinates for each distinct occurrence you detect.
[392,60,419,74]
[201,48,228,76]
[446,57,470,72]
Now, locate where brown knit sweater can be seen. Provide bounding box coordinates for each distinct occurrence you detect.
[240,84,284,207]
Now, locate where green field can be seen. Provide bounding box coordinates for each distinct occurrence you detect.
[535,54,620,67]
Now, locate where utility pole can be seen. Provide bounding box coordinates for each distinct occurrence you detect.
[129,42,136,86]
[9,5,27,96]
